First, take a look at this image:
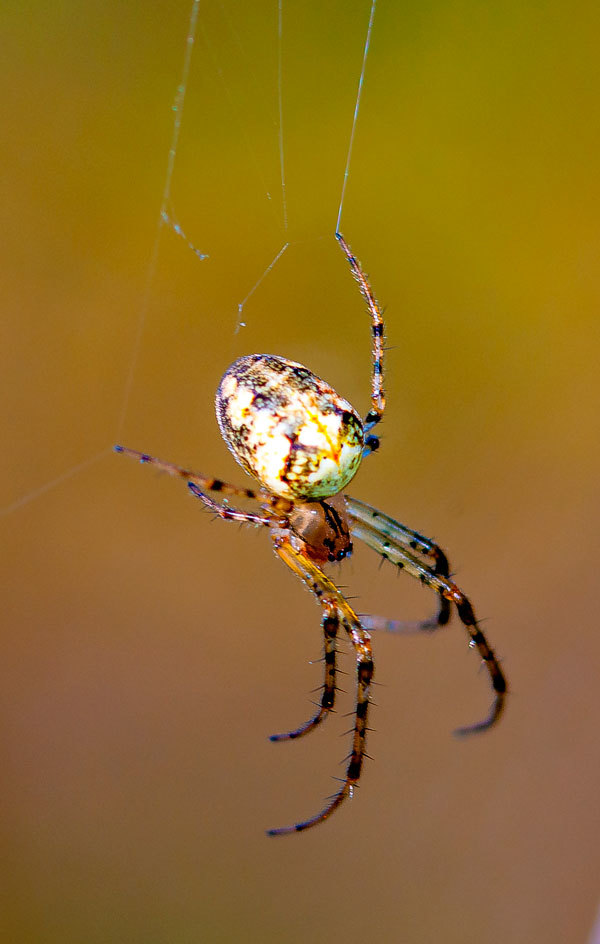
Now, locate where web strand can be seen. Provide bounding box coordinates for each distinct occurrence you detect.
[232,0,289,334]
[116,0,203,441]
[161,207,209,262]
[1,1,203,518]
[235,242,290,334]
[198,17,280,224]
[4,2,378,518]
[277,0,288,232]
[0,449,112,517]
[233,0,377,333]
[336,0,377,234]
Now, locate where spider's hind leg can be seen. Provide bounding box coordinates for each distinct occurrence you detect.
[269,603,339,741]
[347,497,507,736]
[346,497,451,633]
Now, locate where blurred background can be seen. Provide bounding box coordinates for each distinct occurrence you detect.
[2,1,599,941]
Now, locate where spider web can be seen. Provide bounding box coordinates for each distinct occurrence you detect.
[1,0,377,519]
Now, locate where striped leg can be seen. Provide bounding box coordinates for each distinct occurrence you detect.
[346,497,451,632]
[187,483,280,527]
[269,603,339,741]
[335,233,386,443]
[267,536,373,836]
[347,500,507,736]
[114,445,258,500]
[114,445,284,527]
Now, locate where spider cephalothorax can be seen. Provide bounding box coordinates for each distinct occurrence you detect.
[116,232,507,835]
[286,493,353,563]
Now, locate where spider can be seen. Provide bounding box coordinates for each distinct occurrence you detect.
[115,232,507,836]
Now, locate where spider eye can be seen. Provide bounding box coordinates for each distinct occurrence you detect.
[327,545,352,563]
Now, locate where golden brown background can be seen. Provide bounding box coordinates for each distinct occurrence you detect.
[3,1,600,941]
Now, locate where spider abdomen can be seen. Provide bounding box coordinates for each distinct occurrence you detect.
[216,354,364,500]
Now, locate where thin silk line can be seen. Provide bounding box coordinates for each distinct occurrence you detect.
[2,2,203,517]
[336,0,377,233]
[277,0,288,232]
[235,242,290,333]
[0,449,112,517]
[116,0,202,439]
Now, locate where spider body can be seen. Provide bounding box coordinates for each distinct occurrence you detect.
[285,492,353,564]
[116,232,507,836]
[216,354,364,501]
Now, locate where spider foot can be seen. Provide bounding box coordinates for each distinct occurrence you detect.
[266,779,352,836]
[269,700,331,741]
[453,691,506,738]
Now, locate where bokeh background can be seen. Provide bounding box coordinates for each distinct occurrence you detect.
[3,1,600,942]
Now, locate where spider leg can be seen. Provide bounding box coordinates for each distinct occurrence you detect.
[346,497,451,632]
[267,536,373,836]
[114,445,258,500]
[187,483,282,527]
[269,603,339,741]
[335,233,386,436]
[114,445,282,526]
[346,500,506,736]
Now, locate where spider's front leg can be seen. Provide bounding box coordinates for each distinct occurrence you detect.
[114,446,288,528]
[336,233,386,442]
[269,602,339,741]
[114,445,259,501]
[267,536,373,836]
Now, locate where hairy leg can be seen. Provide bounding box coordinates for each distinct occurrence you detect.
[115,445,287,527]
[114,445,258,500]
[347,496,452,631]
[267,535,373,835]
[269,603,339,741]
[347,502,506,736]
[335,233,386,435]
[187,483,283,527]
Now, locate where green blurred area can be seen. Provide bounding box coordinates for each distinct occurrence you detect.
[2,1,599,942]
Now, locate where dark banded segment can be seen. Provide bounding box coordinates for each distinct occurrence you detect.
[448,590,506,736]
[114,445,287,528]
[335,233,386,434]
[269,606,339,741]
[345,656,373,784]
[114,445,258,500]
[363,435,380,457]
